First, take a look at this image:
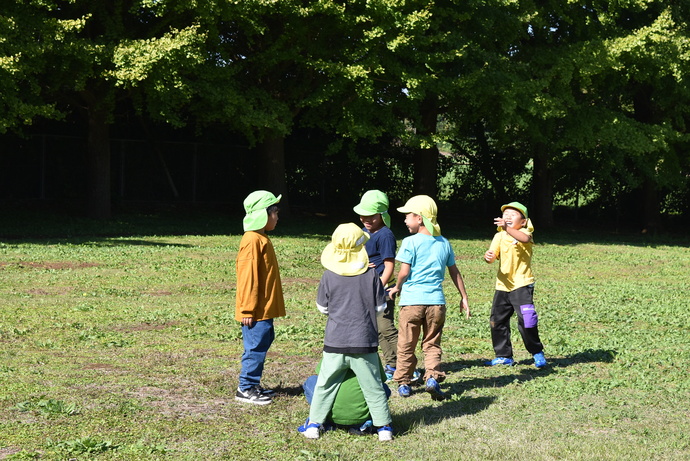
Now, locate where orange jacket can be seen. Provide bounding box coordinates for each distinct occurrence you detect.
[235,231,286,321]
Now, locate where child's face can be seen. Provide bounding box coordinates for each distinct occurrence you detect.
[502,208,526,229]
[359,214,383,232]
[265,209,280,232]
[404,213,423,234]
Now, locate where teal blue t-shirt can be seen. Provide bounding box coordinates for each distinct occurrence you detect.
[396,233,455,306]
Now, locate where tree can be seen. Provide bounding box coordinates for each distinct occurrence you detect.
[443,0,690,227]
[3,1,204,218]
[0,4,60,133]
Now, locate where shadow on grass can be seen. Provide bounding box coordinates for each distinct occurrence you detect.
[393,395,497,435]
[274,385,306,397]
[430,349,618,415]
[447,348,616,375]
[3,205,688,247]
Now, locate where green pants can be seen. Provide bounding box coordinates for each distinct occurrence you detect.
[309,352,392,428]
[377,298,398,368]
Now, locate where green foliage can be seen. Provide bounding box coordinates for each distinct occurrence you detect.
[15,397,80,417]
[46,437,119,455]
[2,0,690,221]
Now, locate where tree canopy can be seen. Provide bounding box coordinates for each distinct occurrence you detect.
[1,0,689,227]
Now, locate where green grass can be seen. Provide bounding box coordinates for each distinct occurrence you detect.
[0,212,689,460]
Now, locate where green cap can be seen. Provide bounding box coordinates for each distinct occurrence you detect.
[353,190,391,228]
[242,191,281,232]
[501,201,528,219]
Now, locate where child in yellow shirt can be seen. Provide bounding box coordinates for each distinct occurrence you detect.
[484,202,546,368]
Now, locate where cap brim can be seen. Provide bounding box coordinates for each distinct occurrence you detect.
[321,244,369,276]
[353,204,377,216]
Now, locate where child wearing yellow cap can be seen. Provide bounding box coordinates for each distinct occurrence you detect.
[299,223,393,441]
[484,202,546,368]
[235,190,285,405]
[388,195,471,400]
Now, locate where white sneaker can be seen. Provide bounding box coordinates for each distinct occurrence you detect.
[235,386,272,405]
[377,425,393,441]
[298,419,322,439]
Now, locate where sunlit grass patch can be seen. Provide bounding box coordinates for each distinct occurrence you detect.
[1,219,689,460]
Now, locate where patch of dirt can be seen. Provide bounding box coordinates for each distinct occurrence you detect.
[131,385,231,418]
[0,261,100,270]
[283,277,320,285]
[82,363,122,371]
[114,322,180,332]
[25,287,73,296]
[144,290,173,296]
[0,447,21,459]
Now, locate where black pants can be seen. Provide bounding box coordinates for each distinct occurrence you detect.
[490,285,543,357]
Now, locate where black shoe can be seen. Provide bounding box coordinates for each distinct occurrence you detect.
[235,386,272,405]
[256,385,276,397]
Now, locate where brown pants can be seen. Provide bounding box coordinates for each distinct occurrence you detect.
[393,305,446,385]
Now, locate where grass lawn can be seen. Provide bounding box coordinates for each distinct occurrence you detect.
[1,210,689,460]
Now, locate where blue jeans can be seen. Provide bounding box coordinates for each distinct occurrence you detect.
[239,319,274,391]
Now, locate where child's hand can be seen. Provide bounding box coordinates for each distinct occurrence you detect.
[461,298,470,319]
[484,250,496,263]
[388,286,400,300]
[493,217,506,229]
[241,317,255,327]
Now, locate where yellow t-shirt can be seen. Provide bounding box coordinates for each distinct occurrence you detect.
[488,226,535,292]
[235,231,286,321]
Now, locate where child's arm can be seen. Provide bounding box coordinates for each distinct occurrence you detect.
[387,262,410,300]
[494,217,531,243]
[236,241,260,327]
[484,232,502,263]
[380,258,395,287]
[316,274,329,315]
[448,264,471,319]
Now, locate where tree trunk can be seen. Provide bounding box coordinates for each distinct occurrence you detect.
[413,97,439,197]
[532,146,554,228]
[413,145,439,197]
[256,132,290,216]
[473,122,506,200]
[633,83,661,233]
[86,106,112,219]
[640,178,659,233]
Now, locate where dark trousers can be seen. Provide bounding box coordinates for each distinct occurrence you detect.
[377,298,398,368]
[490,285,543,357]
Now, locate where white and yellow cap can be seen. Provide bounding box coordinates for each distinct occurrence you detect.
[321,223,370,276]
[397,195,441,236]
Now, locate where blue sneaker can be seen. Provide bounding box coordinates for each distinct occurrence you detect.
[425,377,445,401]
[384,364,396,381]
[486,357,514,366]
[377,425,393,441]
[297,418,321,439]
[397,384,411,397]
[533,352,547,368]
